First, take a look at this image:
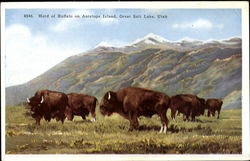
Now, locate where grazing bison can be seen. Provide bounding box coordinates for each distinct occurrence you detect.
[100,86,170,133]
[26,89,68,125]
[170,94,205,121]
[65,93,97,122]
[206,98,223,119]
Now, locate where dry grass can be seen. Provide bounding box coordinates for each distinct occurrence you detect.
[5,105,241,154]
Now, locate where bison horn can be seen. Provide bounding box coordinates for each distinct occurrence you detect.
[26,98,30,103]
[108,92,111,100]
[40,96,44,103]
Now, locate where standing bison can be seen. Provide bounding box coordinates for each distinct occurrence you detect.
[206,98,223,119]
[170,94,205,121]
[26,89,68,125]
[65,93,97,122]
[100,86,170,133]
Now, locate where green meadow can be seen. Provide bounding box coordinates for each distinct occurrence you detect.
[6,105,241,154]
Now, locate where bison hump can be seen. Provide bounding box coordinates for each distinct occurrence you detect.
[180,95,193,102]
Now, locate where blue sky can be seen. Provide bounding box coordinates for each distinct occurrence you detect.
[5,9,241,87]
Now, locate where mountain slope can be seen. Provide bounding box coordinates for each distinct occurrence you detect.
[6,34,242,108]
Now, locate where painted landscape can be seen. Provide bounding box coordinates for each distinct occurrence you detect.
[5,33,242,154]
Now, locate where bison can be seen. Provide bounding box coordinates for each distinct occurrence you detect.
[100,86,170,133]
[65,93,97,122]
[170,94,205,121]
[206,98,223,119]
[26,89,68,125]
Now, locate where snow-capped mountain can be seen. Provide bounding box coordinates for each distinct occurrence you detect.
[93,41,119,52]
[177,37,202,43]
[220,37,242,45]
[132,33,169,45]
[204,37,241,45]
[93,34,241,52]
[94,33,170,52]
[95,42,114,48]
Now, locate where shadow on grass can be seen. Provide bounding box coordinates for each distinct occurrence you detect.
[136,124,213,134]
[138,125,160,131]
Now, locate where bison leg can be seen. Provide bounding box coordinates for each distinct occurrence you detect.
[185,113,190,121]
[158,112,168,133]
[217,110,220,119]
[71,115,74,121]
[35,116,42,125]
[171,109,177,121]
[191,112,196,122]
[128,111,139,131]
[56,116,60,121]
[182,114,186,121]
[159,120,168,133]
[61,117,65,124]
[44,114,51,122]
[191,115,195,122]
[128,111,133,131]
[207,111,210,117]
[60,113,66,124]
[81,115,86,120]
[57,114,65,124]
[183,111,190,121]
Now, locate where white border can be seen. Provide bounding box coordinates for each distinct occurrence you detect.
[1,1,249,161]
[241,1,250,157]
[1,2,7,161]
[1,154,249,161]
[0,1,249,9]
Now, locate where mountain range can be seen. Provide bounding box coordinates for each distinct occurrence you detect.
[6,33,242,108]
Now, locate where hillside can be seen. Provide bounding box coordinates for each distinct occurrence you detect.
[6,34,242,108]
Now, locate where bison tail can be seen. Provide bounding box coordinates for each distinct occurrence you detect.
[95,97,99,106]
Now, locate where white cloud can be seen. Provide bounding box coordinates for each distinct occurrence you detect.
[5,24,84,87]
[51,9,118,32]
[172,19,224,30]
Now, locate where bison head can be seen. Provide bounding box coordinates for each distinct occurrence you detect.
[26,96,44,113]
[100,91,118,116]
[65,107,73,121]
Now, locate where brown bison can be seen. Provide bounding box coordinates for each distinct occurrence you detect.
[170,94,205,121]
[206,98,223,119]
[100,86,170,133]
[26,89,68,125]
[65,93,97,122]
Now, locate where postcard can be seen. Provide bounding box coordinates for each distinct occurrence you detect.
[1,1,249,161]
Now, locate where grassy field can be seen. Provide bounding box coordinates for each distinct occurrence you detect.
[5,105,241,154]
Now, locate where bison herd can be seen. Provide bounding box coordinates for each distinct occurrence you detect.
[26,86,223,133]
